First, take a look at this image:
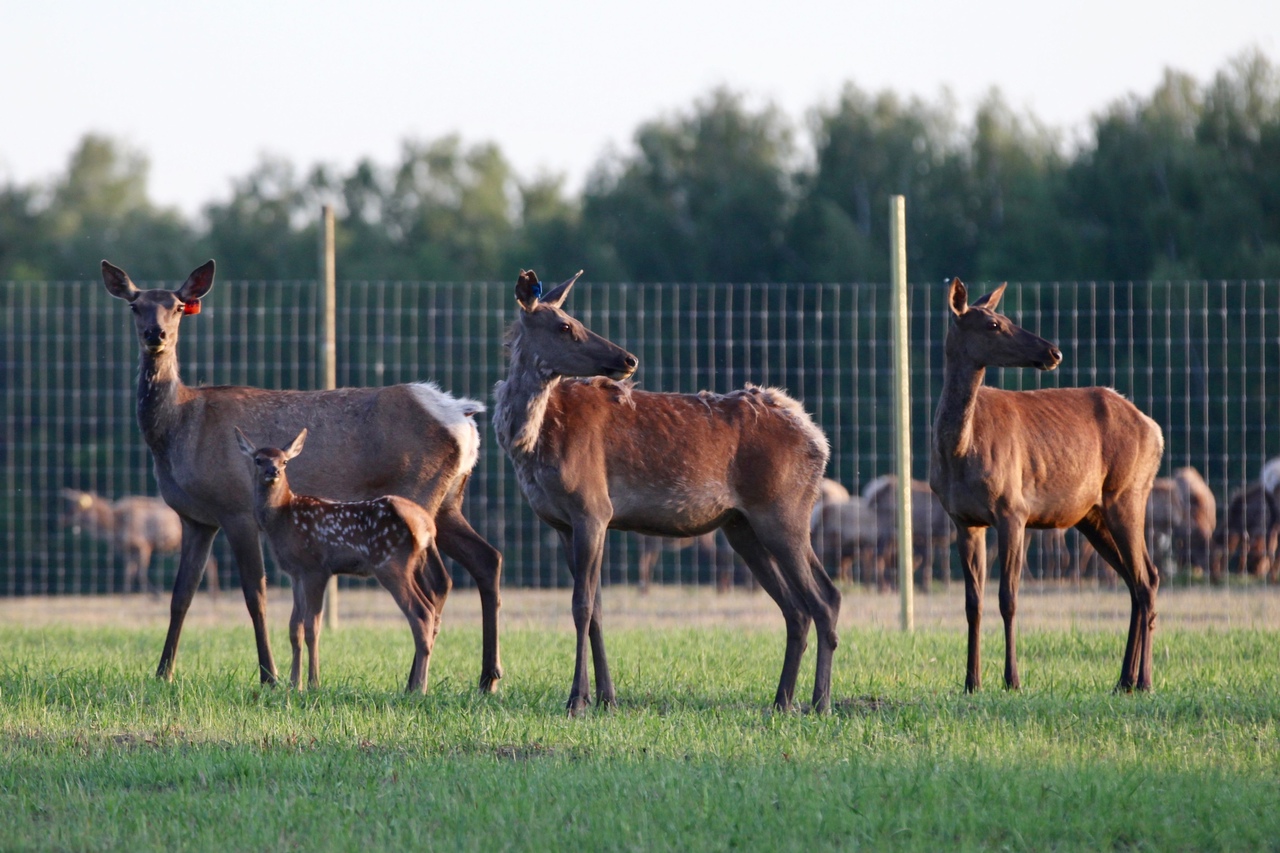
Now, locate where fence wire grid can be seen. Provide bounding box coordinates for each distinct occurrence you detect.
[1,277,1277,596]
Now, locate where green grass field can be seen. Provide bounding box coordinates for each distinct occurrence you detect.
[2,587,1279,851]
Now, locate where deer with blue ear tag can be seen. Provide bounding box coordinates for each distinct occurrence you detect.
[494,270,839,715]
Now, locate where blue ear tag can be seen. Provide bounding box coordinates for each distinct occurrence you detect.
[531,280,543,301]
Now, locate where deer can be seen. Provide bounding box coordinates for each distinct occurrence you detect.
[929,278,1164,693]
[810,491,878,586]
[1173,466,1215,575]
[634,532,740,594]
[862,474,955,592]
[60,488,218,597]
[102,259,504,691]
[235,428,449,691]
[493,270,840,715]
[1211,482,1279,582]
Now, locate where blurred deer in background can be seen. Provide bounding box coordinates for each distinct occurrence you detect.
[494,270,839,714]
[103,259,503,691]
[61,488,218,597]
[236,428,449,692]
[863,474,955,592]
[930,278,1163,693]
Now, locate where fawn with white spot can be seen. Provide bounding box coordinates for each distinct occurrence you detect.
[236,428,450,692]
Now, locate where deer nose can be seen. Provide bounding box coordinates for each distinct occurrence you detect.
[1049,347,1063,364]
[623,354,638,371]
[143,327,166,346]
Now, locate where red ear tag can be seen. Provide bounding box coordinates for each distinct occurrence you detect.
[183,301,202,315]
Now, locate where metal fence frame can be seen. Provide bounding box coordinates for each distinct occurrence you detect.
[2,277,1277,596]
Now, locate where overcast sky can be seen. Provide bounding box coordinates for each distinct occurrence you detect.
[3,0,1276,217]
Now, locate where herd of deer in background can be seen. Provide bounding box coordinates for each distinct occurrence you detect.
[67,260,1280,713]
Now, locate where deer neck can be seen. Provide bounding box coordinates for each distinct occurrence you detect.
[934,347,987,460]
[135,346,190,455]
[493,329,561,458]
[252,480,296,531]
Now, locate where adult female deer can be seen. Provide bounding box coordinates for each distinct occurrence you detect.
[494,270,839,714]
[102,260,503,690]
[235,428,449,692]
[929,279,1163,692]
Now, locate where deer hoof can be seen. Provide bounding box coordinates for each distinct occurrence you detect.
[566,696,590,717]
[479,668,503,694]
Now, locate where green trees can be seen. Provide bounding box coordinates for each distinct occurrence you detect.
[1,50,1278,284]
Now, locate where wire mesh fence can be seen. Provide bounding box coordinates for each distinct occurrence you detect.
[1,277,1277,597]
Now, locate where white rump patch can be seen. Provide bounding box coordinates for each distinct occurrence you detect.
[408,381,484,475]
[1263,457,1280,496]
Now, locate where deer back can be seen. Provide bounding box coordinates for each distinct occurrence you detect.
[527,380,828,536]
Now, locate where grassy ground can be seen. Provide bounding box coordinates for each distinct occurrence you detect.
[2,584,1279,851]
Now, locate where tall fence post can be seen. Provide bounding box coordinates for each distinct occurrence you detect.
[319,204,339,629]
[889,195,915,632]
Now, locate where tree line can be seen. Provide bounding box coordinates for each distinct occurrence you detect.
[2,49,1278,285]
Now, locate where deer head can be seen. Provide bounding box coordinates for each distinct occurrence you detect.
[235,427,307,503]
[102,260,215,355]
[512,270,638,381]
[945,277,1062,371]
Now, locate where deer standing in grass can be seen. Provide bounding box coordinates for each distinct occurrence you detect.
[61,489,218,597]
[494,270,839,714]
[102,260,503,690]
[929,279,1163,692]
[236,428,449,691]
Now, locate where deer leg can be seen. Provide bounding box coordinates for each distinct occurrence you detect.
[956,524,987,692]
[558,522,609,716]
[722,516,811,712]
[288,580,305,690]
[589,583,615,708]
[382,568,436,693]
[204,555,220,601]
[995,519,1027,690]
[1076,511,1151,691]
[637,548,658,595]
[223,516,279,685]
[301,575,327,690]
[753,513,840,713]
[1101,498,1160,692]
[435,508,503,693]
[156,518,219,682]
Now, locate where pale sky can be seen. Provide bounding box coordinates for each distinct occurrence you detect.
[3,0,1277,218]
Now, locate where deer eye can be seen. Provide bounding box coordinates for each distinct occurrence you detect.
[129,304,139,313]
[988,320,1000,330]
[559,322,573,335]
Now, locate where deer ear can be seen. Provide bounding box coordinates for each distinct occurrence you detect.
[233,427,256,458]
[972,282,1007,312]
[515,270,542,312]
[947,278,968,317]
[284,428,307,460]
[177,260,216,305]
[539,270,584,309]
[102,260,141,302]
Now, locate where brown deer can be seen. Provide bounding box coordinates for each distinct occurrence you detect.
[235,428,449,692]
[929,279,1163,692]
[494,270,839,714]
[1211,482,1279,582]
[863,474,955,592]
[102,259,504,690]
[634,532,738,594]
[60,488,218,597]
[1172,466,1215,575]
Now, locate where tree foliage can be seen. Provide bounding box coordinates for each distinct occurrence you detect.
[2,50,1279,284]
